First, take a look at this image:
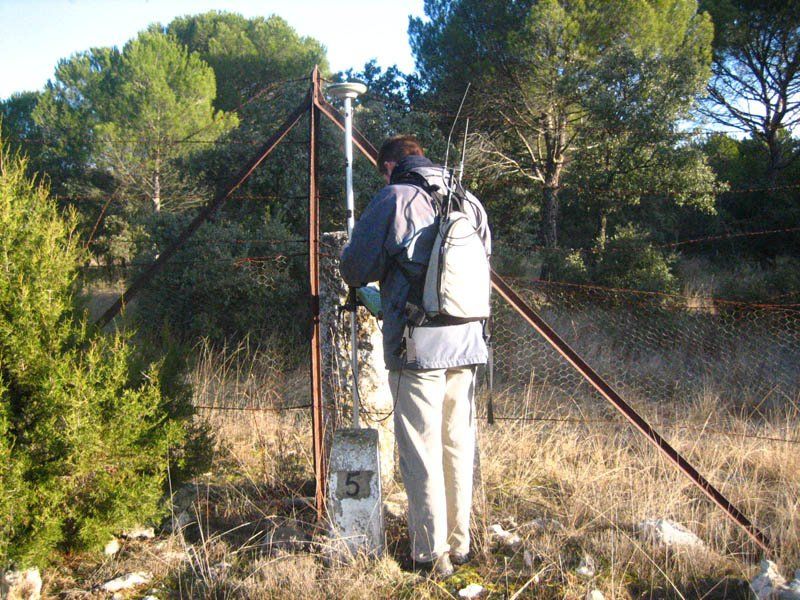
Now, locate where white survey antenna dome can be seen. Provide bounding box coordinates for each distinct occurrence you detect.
[328,81,368,99]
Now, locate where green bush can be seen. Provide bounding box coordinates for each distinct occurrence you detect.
[593,225,677,292]
[545,249,591,284]
[715,255,800,302]
[0,144,200,565]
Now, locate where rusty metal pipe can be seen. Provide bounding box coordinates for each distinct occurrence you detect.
[489,271,771,554]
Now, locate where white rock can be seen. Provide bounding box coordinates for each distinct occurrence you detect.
[525,518,563,532]
[586,590,605,600]
[638,519,704,548]
[576,554,596,579]
[165,510,194,534]
[750,560,800,599]
[489,523,522,550]
[101,572,152,592]
[122,526,155,540]
[142,596,159,600]
[383,500,405,519]
[523,548,535,570]
[1,568,42,600]
[458,583,486,599]
[789,570,800,593]
[104,538,121,556]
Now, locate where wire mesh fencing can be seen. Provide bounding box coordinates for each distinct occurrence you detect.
[485,267,800,440]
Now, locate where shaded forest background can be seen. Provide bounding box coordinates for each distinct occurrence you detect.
[1,1,799,344]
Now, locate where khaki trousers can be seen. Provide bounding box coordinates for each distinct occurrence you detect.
[389,366,477,562]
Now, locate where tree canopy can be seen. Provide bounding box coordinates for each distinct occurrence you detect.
[411,0,715,253]
[700,0,800,182]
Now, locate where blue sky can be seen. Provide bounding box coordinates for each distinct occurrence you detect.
[0,0,426,99]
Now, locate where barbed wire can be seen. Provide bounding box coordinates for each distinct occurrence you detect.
[495,225,800,257]
[503,277,800,311]
[189,400,800,445]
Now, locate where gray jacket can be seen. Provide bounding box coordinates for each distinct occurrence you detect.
[340,156,491,371]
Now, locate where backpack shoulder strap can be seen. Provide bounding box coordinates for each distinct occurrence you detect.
[391,171,445,211]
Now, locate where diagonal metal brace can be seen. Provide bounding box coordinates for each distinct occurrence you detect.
[490,271,771,554]
[325,98,772,555]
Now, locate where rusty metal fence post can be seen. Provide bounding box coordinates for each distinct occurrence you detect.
[308,67,326,520]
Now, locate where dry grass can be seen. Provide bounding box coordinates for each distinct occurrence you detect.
[45,339,799,599]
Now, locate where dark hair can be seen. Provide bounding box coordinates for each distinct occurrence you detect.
[377,135,424,174]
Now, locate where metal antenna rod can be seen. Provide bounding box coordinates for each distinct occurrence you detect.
[328,81,367,429]
[458,118,470,185]
[443,83,471,176]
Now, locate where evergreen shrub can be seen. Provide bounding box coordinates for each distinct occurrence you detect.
[0,143,201,565]
[593,225,677,292]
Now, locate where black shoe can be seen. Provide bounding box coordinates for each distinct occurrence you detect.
[450,550,472,566]
[412,553,454,578]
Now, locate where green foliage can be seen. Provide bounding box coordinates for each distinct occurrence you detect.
[129,212,307,349]
[167,12,328,112]
[411,0,715,251]
[0,93,44,169]
[93,30,238,211]
[0,143,202,565]
[546,249,591,284]
[715,255,800,302]
[700,0,800,177]
[30,30,237,217]
[592,225,678,292]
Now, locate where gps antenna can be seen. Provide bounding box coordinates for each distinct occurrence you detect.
[328,81,367,429]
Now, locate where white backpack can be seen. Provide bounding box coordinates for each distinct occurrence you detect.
[422,189,491,322]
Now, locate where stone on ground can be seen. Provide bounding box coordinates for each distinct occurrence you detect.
[104,538,121,556]
[637,519,704,548]
[260,520,310,553]
[458,583,486,599]
[489,523,522,551]
[383,499,405,519]
[101,572,152,593]
[586,590,605,600]
[164,509,195,534]
[750,560,800,600]
[0,568,42,600]
[576,553,596,579]
[122,526,155,540]
[523,548,536,570]
[523,518,563,533]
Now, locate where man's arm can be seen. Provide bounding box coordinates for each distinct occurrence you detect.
[340,188,396,287]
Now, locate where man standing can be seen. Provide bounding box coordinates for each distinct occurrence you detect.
[340,135,491,576]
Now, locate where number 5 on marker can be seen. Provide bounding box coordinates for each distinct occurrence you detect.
[335,470,373,500]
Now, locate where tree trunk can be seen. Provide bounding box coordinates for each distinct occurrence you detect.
[597,211,608,252]
[539,184,560,279]
[765,134,782,187]
[540,185,559,249]
[153,171,161,212]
